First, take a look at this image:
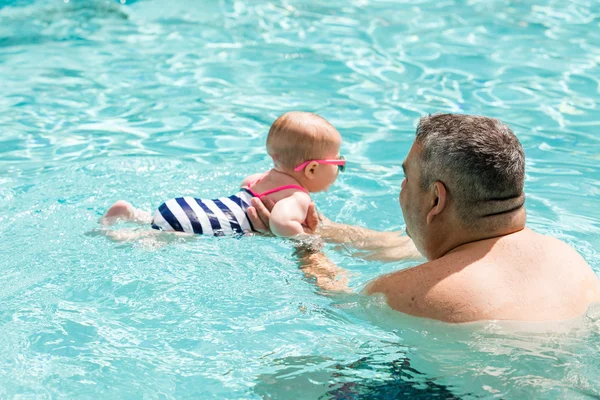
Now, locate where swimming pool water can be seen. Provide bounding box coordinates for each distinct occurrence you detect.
[1,0,599,398]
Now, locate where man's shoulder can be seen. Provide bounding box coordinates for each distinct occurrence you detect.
[365,259,456,309]
[366,229,599,322]
[366,254,458,292]
[364,232,529,321]
[512,228,587,263]
[365,259,475,322]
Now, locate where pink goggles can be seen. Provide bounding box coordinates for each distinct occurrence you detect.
[294,156,346,172]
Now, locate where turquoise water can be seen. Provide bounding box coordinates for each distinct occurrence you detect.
[1,0,600,398]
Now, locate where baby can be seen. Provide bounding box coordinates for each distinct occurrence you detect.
[101,111,345,238]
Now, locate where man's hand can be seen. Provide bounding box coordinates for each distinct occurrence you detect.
[247,197,319,235]
[247,197,275,235]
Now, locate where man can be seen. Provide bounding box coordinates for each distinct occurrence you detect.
[247,114,600,323]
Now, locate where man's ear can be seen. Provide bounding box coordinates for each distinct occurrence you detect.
[426,181,447,224]
[303,161,319,179]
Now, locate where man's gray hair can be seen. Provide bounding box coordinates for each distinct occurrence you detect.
[416,114,525,222]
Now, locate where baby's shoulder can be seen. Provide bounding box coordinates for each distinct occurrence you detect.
[271,189,312,211]
[240,172,267,188]
[288,189,311,202]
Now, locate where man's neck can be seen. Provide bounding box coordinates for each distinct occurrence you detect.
[429,207,527,260]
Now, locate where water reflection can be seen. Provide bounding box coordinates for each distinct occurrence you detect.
[255,354,461,400]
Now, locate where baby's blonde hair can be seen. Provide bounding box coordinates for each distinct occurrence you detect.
[266,112,340,170]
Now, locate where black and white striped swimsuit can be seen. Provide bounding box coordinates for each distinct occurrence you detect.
[151,189,256,236]
[151,184,307,236]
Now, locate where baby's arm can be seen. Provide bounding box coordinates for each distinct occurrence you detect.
[269,192,311,237]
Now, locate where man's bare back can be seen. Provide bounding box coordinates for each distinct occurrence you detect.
[366,228,600,323]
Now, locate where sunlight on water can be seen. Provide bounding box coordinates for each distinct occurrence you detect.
[0,0,599,398]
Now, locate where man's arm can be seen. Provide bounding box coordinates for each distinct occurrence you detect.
[317,216,421,261]
[296,241,432,313]
[247,197,422,262]
[294,243,350,292]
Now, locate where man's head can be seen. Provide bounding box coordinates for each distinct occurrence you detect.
[400,114,526,259]
[267,112,343,192]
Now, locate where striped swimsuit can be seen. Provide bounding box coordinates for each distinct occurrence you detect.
[151,184,307,236]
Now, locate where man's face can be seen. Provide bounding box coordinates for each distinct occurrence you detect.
[399,142,427,251]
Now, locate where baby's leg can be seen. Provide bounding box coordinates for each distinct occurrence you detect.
[101,200,153,225]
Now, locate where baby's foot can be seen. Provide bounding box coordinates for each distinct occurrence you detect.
[100,200,136,225]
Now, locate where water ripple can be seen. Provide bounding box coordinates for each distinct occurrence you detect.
[1,0,600,398]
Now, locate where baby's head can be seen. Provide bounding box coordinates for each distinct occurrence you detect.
[267,112,344,192]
